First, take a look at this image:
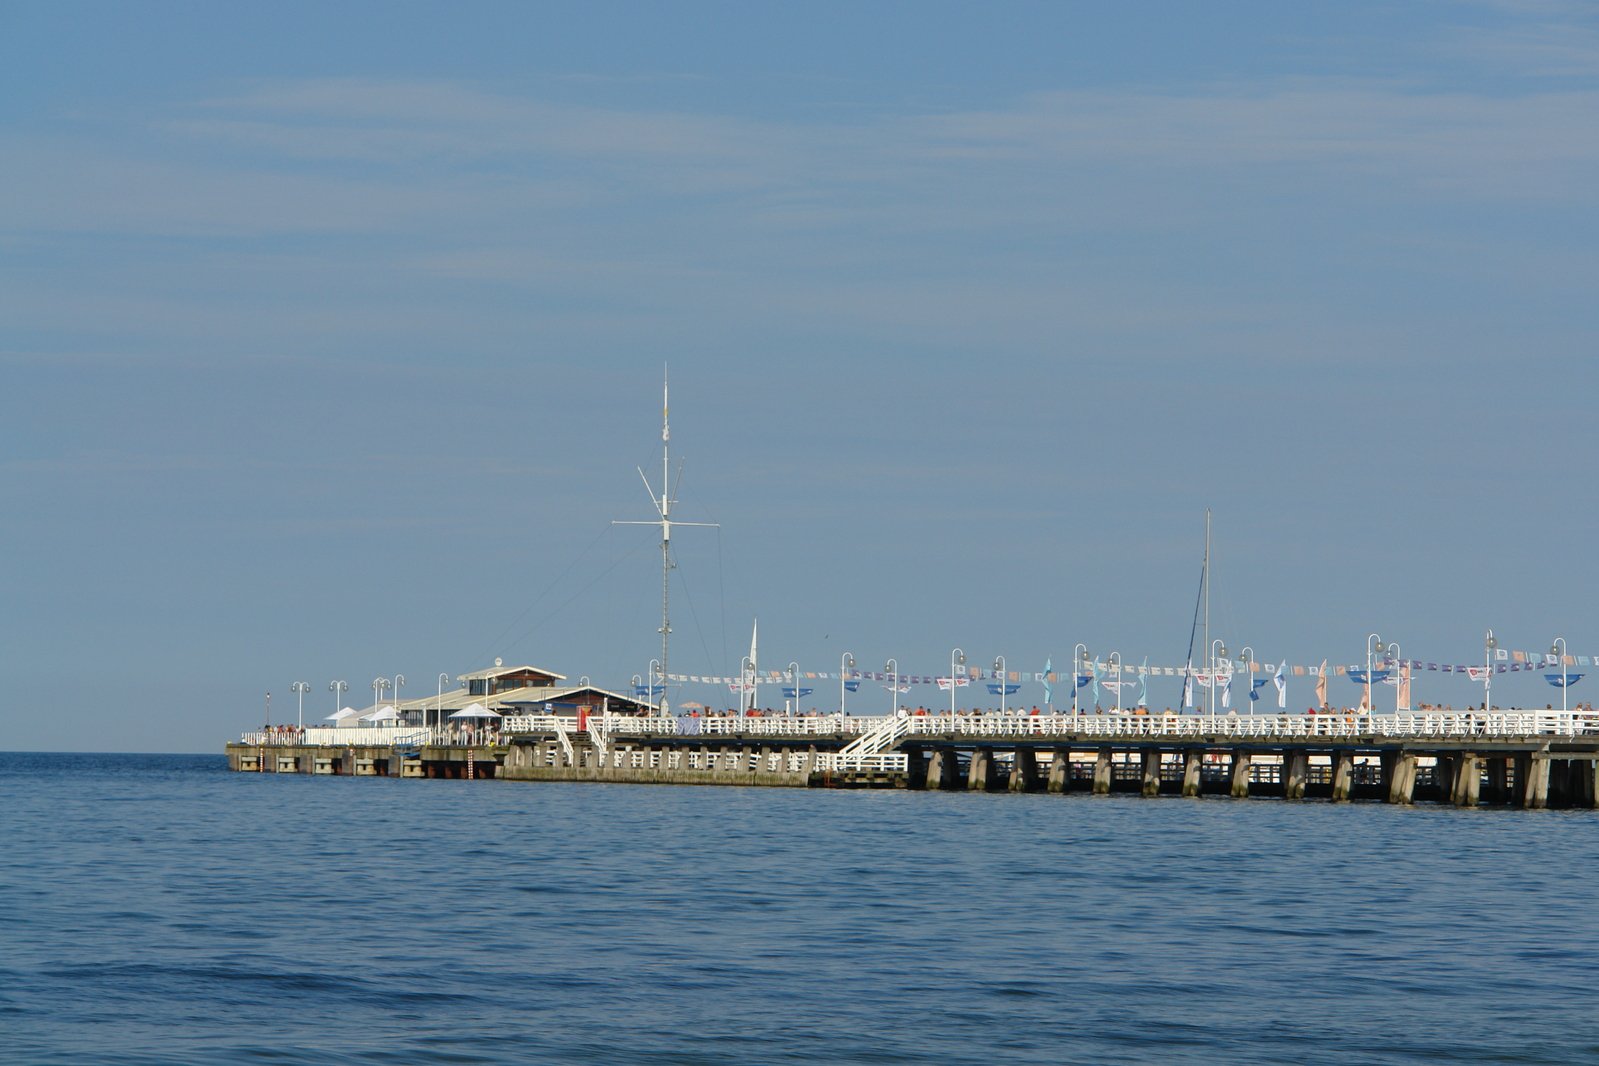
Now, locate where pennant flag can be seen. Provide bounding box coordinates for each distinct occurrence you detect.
[1315,659,1328,708]
[1397,661,1411,711]
[1138,657,1149,708]
[1546,673,1585,688]
[1091,660,1100,706]
[1183,660,1194,708]
[1272,658,1287,709]
[1042,658,1053,705]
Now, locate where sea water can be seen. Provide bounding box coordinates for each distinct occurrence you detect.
[4,752,1599,1064]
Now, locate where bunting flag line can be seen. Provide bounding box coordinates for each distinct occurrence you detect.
[654,646,1599,694]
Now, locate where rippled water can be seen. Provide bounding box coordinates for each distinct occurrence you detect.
[5,752,1599,1064]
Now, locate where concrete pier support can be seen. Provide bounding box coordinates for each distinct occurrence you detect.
[926,748,959,790]
[1046,750,1072,794]
[1283,751,1309,801]
[1331,750,1354,803]
[1452,753,1481,808]
[1141,750,1162,798]
[1229,750,1252,799]
[1092,749,1113,796]
[1010,748,1039,793]
[1387,752,1417,805]
[968,749,994,791]
[1519,755,1549,809]
[1181,750,1202,798]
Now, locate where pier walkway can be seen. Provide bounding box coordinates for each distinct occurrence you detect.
[226,709,1599,807]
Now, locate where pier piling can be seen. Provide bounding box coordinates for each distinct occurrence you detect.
[1181,750,1202,797]
[1092,749,1113,796]
[1283,751,1308,801]
[1141,750,1161,797]
[1230,751,1252,799]
[1331,750,1353,802]
[1387,752,1417,805]
[967,748,994,791]
[1046,750,1072,794]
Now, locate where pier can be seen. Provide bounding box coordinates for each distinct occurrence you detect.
[226,709,1599,808]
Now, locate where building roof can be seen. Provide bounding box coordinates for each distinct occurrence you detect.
[498,684,655,714]
[397,683,653,714]
[456,663,567,682]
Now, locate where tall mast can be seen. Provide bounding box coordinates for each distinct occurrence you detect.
[614,367,717,715]
[1204,508,1211,718]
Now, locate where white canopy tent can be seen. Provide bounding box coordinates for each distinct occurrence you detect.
[325,705,363,722]
[362,705,400,723]
[449,703,500,719]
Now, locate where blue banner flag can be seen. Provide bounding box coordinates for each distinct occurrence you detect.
[1546,673,1585,688]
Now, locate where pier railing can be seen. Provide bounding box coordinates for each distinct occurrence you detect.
[503,710,1598,743]
[244,710,1597,752]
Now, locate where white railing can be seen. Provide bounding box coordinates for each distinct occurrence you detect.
[587,720,610,760]
[246,726,440,746]
[814,752,910,773]
[550,717,576,765]
[499,710,1598,744]
[839,715,912,758]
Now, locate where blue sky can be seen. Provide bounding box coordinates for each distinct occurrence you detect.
[4,2,1597,750]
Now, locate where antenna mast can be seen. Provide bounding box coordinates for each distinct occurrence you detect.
[614,367,718,715]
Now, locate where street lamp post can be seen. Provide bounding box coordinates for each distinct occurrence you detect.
[1209,640,1227,724]
[329,679,348,720]
[950,647,965,720]
[1364,633,1384,715]
[290,681,310,730]
[1238,647,1254,714]
[1552,636,1569,715]
[840,652,855,716]
[1484,629,1496,713]
[994,655,1007,717]
[786,662,800,717]
[1107,651,1122,714]
[886,658,899,719]
[436,673,450,732]
[372,677,390,723]
[393,674,405,724]
[1073,644,1088,717]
